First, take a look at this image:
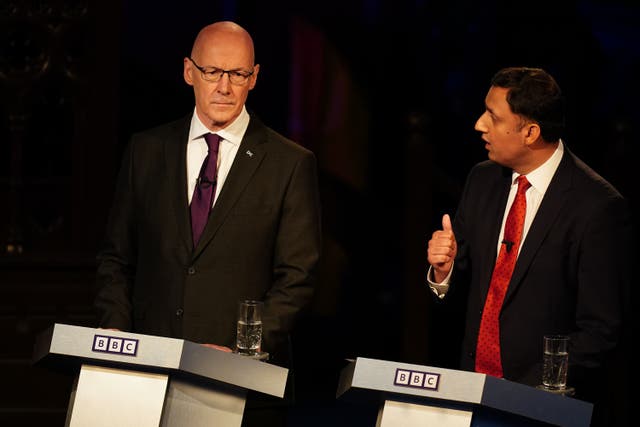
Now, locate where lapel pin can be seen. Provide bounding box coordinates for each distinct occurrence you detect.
[246,150,254,157]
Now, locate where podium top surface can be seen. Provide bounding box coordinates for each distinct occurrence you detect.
[33,323,289,398]
[337,357,593,427]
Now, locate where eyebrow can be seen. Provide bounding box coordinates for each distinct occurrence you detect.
[203,65,248,73]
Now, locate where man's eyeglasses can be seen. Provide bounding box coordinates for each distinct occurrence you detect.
[188,57,254,85]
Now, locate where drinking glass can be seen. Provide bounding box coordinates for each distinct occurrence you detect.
[236,300,263,356]
[542,335,569,390]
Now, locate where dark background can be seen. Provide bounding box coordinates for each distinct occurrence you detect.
[1,0,638,425]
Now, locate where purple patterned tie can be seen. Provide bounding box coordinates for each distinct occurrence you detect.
[190,133,220,248]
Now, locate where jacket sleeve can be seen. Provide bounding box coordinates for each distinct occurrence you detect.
[94,139,138,330]
[261,150,322,362]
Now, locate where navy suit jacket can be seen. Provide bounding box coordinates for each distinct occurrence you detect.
[95,113,322,366]
[450,146,632,397]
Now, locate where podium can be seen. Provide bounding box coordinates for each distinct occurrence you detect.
[336,357,593,427]
[32,323,289,427]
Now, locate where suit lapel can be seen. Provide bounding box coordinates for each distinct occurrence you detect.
[164,116,193,252]
[505,150,573,303]
[192,117,267,258]
[478,169,512,300]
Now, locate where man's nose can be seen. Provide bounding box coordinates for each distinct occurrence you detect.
[474,113,488,132]
[215,72,231,93]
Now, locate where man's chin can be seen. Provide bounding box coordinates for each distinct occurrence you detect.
[205,112,237,129]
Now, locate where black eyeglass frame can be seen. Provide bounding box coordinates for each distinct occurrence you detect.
[188,57,254,85]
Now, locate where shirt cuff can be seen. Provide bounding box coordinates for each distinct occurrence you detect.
[427,264,453,299]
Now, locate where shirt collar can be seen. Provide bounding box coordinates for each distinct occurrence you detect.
[189,106,250,146]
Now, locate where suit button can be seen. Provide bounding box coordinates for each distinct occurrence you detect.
[468,351,475,359]
[187,266,196,275]
[176,308,184,317]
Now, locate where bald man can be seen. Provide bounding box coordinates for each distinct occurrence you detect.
[95,19,321,400]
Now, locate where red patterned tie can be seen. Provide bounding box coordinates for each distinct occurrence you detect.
[190,133,220,248]
[475,175,531,377]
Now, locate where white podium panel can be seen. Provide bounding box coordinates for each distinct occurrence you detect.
[67,365,168,427]
[377,400,473,427]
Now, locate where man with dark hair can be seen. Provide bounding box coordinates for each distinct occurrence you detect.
[427,67,632,426]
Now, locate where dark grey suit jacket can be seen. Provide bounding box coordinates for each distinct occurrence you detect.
[450,146,632,397]
[95,113,322,366]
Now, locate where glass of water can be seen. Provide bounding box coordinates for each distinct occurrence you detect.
[236,300,263,357]
[542,335,569,390]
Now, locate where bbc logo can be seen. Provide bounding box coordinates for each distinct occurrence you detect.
[394,368,440,391]
[92,334,139,356]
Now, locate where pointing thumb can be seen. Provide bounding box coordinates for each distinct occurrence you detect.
[442,214,452,231]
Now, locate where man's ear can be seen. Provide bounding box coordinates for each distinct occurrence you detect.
[248,64,260,90]
[524,122,541,145]
[184,58,194,86]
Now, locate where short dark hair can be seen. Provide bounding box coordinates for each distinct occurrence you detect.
[491,67,565,142]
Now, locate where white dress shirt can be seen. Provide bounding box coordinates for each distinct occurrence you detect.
[186,106,250,206]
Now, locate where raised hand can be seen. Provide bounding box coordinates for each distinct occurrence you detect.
[427,214,457,283]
